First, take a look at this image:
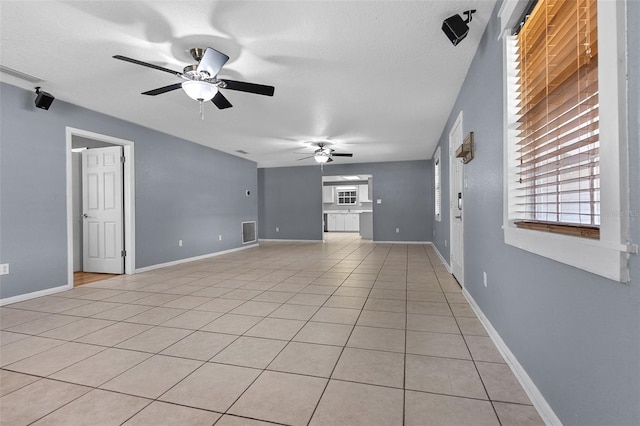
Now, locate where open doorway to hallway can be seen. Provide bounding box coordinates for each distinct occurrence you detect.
[71,138,123,286]
[66,127,136,289]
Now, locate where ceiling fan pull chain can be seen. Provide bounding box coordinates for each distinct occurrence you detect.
[199,99,204,120]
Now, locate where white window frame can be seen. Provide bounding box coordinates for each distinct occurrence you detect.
[337,188,358,205]
[501,0,636,282]
[434,146,442,222]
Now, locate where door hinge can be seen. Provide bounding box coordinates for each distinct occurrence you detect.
[121,156,126,163]
[121,250,126,257]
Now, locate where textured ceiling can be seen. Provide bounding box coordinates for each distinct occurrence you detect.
[0,1,495,168]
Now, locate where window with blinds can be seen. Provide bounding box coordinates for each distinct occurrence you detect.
[434,147,442,221]
[514,0,599,239]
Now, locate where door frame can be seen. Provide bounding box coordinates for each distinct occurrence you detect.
[65,127,136,289]
[449,111,464,286]
[321,174,373,241]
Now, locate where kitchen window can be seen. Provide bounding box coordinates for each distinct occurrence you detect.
[337,188,357,205]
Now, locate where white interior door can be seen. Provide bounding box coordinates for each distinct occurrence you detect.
[450,114,464,285]
[82,146,124,274]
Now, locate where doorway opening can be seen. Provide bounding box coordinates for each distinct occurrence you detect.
[65,127,136,289]
[322,174,373,241]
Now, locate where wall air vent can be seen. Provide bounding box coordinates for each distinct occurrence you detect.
[242,221,257,244]
[0,65,43,83]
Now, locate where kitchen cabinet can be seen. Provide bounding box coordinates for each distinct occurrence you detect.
[323,186,335,203]
[358,185,371,202]
[326,213,359,231]
[326,213,338,230]
[344,213,360,231]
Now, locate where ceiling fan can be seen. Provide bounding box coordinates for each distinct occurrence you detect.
[113,47,274,118]
[298,142,353,164]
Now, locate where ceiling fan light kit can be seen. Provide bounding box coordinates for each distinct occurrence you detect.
[181,80,218,102]
[314,153,331,164]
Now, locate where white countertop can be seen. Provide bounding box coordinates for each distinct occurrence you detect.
[323,210,373,214]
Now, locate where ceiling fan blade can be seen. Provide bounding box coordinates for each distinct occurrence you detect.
[113,55,182,76]
[197,47,229,78]
[221,80,275,96]
[212,91,233,109]
[327,158,334,163]
[297,156,315,161]
[141,83,183,96]
[331,153,353,157]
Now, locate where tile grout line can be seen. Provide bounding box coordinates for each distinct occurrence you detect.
[1,236,532,425]
[168,235,376,423]
[442,257,504,426]
[305,240,390,425]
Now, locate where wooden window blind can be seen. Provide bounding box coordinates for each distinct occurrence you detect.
[434,153,441,219]
[514,0,599,238]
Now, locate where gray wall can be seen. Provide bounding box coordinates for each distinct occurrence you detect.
[0,82,257,299]
[432,2,639,424]
[258,166,323,241]
[258,161,433,242]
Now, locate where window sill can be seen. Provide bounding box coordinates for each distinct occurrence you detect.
[503,225,636,282]
[514,221,599,239]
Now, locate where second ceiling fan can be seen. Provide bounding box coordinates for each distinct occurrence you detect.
[113,47,274,116]
[298,142,353,164]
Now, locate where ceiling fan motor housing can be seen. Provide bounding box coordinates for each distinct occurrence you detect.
[189,48,206,62]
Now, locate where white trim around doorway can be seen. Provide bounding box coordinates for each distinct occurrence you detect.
[449,111,464,286]
[65,127,136,289]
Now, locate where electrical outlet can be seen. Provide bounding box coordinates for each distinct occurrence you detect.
[0,264,9,275]
[483,271,487,287]
[395,228,400,233]
[178,240,183,247]
[218,235,222,241]
[276,227,279,232]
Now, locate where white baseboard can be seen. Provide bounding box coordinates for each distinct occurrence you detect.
[462,288,562,426]
[0,284,69,306]
[260,239,431,245]
[259,239,322,243]
[428,242,451,272]
[135,244,259,273]
[373,240,431,244]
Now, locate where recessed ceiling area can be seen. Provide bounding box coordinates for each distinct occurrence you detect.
[0,1,495,168]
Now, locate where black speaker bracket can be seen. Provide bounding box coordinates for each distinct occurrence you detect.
[463,10,477,24]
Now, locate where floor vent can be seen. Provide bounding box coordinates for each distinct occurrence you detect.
[242,221,257,244]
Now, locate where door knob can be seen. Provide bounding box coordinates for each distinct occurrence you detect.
[455,215,462,219]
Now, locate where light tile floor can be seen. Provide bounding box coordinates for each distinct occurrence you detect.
[0,233,545,425]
